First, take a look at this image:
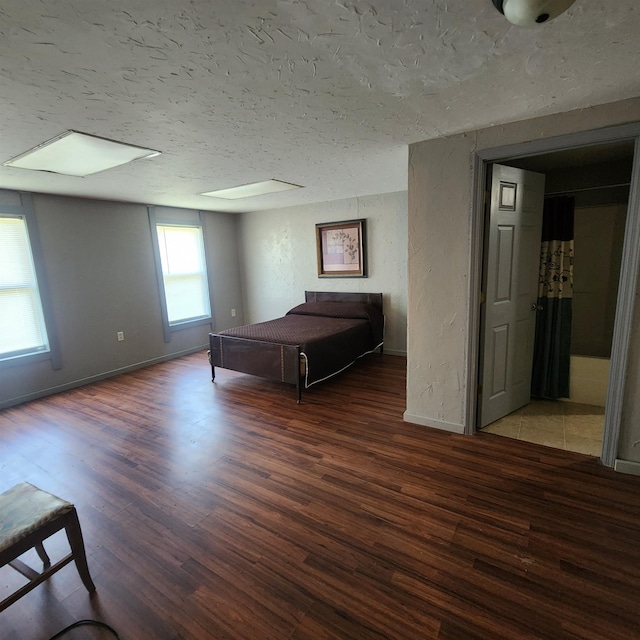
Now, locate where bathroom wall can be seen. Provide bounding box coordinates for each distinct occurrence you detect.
[572,203,627,357]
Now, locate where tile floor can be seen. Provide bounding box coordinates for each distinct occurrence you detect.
[480,399,605,457]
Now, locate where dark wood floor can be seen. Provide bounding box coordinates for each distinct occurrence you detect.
[2,353,640,639]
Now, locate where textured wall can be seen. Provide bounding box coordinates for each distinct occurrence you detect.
[238,191,408,355]
[407,97,640,462]
[406,134,475,431]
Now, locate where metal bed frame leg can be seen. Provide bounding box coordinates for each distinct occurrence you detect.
[208,349,216,382]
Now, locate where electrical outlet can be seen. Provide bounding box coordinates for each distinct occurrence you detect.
[117,331,125,342]
[231,309,236,317]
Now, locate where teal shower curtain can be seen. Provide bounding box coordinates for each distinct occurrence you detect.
[531,196,575,400]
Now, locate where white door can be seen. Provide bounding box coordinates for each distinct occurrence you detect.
[479,164,545,428]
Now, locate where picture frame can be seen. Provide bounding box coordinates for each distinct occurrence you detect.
[316,218,367,278]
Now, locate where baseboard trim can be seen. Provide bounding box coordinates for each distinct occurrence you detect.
[614,458,640,476]
[403,412,464,434]
[382,349,407,357]
[0,345,207,410]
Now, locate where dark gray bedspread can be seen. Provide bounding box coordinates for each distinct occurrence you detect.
[217,301,383,386]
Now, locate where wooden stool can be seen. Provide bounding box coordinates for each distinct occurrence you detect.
[0,482,96,611]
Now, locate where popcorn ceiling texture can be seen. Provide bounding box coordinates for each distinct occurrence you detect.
[0,1,638,211]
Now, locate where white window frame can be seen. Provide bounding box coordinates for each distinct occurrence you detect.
[148,207,213,342]
[0,191,61,369]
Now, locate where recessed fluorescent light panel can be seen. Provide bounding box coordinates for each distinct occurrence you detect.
[3,130,161,177]
[200,179,302,200]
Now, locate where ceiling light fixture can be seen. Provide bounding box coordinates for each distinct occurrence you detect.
[491,0,576,26]
[200,179,303,200]
[3,130,161,177]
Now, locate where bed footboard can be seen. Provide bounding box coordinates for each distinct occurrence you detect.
[209,334,303,402]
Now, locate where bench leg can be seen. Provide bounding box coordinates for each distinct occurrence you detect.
[64,509,96,593]
[35,542,51,568]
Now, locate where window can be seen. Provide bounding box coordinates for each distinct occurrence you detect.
[0,215,50,360]
[156,224,211,324]
[148,207,212,342]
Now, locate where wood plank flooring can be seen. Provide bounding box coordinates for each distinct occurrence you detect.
[1,352,639,639]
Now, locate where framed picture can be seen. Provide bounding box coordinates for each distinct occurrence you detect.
[316,218,367,278]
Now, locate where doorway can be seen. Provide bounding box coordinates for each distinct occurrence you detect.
[480,144,633,456]
[467,126,640,468]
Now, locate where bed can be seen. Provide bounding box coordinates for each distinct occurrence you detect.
[208,291,384,402]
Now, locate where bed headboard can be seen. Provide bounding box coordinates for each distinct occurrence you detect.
[304,291,383,311]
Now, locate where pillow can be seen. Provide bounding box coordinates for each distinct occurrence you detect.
[286,301,379,320]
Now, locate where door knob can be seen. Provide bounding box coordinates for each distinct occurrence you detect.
[531,303,543,311]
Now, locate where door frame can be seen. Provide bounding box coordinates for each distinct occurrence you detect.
[465,122,640,468]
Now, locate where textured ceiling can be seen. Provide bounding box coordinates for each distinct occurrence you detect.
[0,0,639,213]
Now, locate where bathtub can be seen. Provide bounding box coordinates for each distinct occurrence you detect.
[566,355,610,407]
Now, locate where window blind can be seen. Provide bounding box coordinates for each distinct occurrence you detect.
[0,216,50,357]
[156,224,211,324]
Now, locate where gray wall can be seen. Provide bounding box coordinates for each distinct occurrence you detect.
[237,191,408,355]
[540,160,631,358]
[407,96,640,465]
[572,203,627,358]
[0,193,242,408]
